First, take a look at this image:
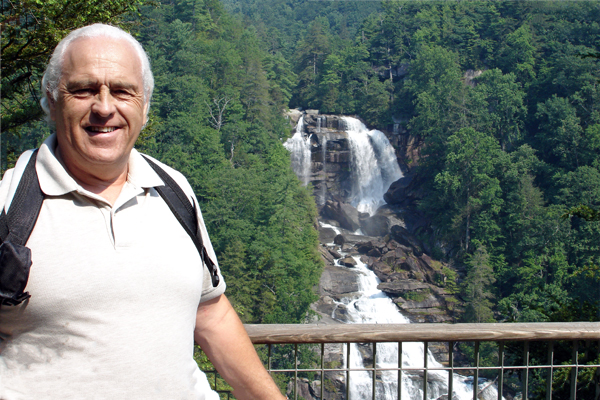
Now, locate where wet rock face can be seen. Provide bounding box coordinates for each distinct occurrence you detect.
[322,200,361,232]
[300,111,458,324]
[360,214,390,237]
[315,221,457,324]
[299,114,354,206]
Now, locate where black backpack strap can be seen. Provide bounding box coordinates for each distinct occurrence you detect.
[0,150,43,306]
[141,155,220,288]
[0,150,43,246]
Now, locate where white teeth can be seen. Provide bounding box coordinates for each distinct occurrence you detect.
[88,126,116,133]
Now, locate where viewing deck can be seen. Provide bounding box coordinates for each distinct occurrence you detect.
[202,322,600,400]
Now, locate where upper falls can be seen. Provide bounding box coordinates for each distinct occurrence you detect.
[283,116,312,186]
[342,116,403,215]
[284,113,402,216]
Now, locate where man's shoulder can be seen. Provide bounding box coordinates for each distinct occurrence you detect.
[0,150,36,213]
[134,151,196,200]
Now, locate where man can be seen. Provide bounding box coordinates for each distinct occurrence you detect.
[0,24,285,400]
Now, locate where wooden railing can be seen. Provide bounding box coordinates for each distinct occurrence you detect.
[203,322,600,400]
[245,322,600,343]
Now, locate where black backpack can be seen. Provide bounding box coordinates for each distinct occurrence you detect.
[0,150,219,306]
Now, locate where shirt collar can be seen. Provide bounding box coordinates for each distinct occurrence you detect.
[36,133,165,197]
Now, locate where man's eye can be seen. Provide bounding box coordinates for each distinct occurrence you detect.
[113,90,133,97]
[74,89,93,95]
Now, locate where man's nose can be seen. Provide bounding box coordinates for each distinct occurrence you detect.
[91,86,116,117]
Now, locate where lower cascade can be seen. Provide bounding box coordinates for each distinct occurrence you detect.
[333,254,500,400]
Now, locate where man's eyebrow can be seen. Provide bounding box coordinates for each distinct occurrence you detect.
[110,81,140,91]
[65,80,140,91]
[65,80,98,90]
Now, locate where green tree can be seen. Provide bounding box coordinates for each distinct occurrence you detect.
[462,244,496,323]
[426,128,503,253]
[473,69,527,151]
[497,24,536,84]
[292,17,332,108]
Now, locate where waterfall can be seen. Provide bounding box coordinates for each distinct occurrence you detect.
[342,117,403,216]
[283,116,312,186]
[320,134,328,206]
[332,257,502,400]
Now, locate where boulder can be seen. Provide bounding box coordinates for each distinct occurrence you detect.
[322,200,361,232]
[356,241,375,254]
[333,234,345,245]
[318,246,335,264]
[383,169,424,207]
[340,257,357,268]
[367,248,382,258]
[318,264,359,296]
[328,248,343,260]
[377,280,430,296]
[390,225,423,255]
[318,226,337,244]
[360,215,390,237]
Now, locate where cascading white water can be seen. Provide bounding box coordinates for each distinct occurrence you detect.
[283,116,312,186]
[308,115,502,399]
[320,134,328,206]
[342,117,403,216]
[332,257,502,400]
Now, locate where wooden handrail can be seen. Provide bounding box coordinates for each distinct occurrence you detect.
[244,322,600,344]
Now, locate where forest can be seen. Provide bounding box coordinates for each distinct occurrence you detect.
[3,0,599,398]
[2,0,599,327]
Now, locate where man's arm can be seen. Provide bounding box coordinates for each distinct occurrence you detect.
[194,294,286,400]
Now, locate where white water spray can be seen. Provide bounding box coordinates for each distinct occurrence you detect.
[332,257,502,400]
[342,117,402,216]
[283,116,312,186]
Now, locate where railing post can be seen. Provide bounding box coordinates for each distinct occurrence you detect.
[595,341,600,400]
[546,341,554,400]
[373,342,377,400]
[498,342,505,400]
[423,341,428,400]
[473,341,480,400]
[398,341,403,400]
[570,340,579,400]
[523,341,530,400]
[346,343,351,400]
[596,339,600,400]
[321,343,325,400]
[449,341,454,400]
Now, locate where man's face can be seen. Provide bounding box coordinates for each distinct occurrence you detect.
[49,36,147,177]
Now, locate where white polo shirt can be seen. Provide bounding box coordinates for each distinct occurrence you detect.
[0,134,225,399]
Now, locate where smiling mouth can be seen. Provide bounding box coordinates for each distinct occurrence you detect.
[86,126,118,133]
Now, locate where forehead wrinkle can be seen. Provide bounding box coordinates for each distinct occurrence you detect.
[65,79,140,91]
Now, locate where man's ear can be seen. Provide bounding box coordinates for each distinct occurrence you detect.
[47,92,57,121]
[143,102,150,125]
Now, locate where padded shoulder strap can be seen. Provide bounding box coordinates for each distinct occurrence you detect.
[0,150,43,246]
[141,155,220,288]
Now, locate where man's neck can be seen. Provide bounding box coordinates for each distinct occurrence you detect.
[55,147,128,205]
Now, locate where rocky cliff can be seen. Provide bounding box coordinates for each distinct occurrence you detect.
[285,110,459,323]
[285,110,460,400]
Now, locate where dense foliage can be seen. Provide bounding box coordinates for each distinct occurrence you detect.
[3,0,598,331]
[3,0,599,396]
[228,0,600,324]
[135,0,323,324]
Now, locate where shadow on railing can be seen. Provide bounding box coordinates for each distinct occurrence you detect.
[199,322,600,400]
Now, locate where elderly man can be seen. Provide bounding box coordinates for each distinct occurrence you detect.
[0,24,285,400]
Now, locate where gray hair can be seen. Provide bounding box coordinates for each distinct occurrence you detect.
[40,23,154,125]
